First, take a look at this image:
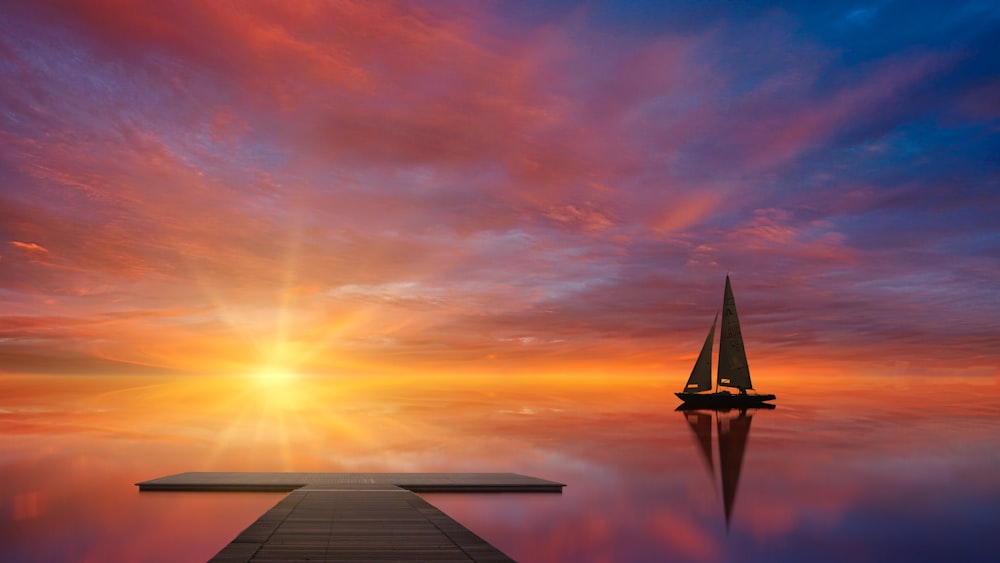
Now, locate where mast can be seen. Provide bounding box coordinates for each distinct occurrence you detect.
[682,313,717,393]
[718,275,753,390]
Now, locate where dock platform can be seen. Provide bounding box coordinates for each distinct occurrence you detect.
[136,472,565,561]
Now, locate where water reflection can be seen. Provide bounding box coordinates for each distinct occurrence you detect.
[2,374,998,562]
[678,405,774,529]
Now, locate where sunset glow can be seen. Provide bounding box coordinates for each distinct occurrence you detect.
[1,2,998,561]
[3,373,998,561]
[1,1,997,380]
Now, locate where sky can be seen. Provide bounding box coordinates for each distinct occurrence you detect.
[1,0,998,378]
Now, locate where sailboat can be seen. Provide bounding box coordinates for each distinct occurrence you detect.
[675,276,776,407]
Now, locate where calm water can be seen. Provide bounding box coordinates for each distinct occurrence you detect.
[2,373,998,562]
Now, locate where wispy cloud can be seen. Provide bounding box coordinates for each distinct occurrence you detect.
[0,1,997,376]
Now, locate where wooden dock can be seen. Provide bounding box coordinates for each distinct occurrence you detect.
[136,472,565,562]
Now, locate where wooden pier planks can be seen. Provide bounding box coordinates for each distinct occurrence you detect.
[209,489,512,562]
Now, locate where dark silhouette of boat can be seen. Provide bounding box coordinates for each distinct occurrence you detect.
[675,276,776,407]
[677,404,772,527]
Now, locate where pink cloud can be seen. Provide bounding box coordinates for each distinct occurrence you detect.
[9,240,49,260]
[0,1,995,376]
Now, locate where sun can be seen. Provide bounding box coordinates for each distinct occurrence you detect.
[252,368,299,384]
[247,366,311,414]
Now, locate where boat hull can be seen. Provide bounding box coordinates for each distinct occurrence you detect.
[675,391,776,407]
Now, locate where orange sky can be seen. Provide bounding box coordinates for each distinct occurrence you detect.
[1,1,998,379]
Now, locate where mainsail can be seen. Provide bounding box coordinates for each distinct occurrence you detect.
[683,313,717,392]
[718,275,753,390]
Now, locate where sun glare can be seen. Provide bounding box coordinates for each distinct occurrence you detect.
[253,369,298,383]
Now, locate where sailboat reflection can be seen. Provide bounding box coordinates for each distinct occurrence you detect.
[678,404,773,528]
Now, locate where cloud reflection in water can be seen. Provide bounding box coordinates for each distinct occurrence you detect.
[0,373,998,562]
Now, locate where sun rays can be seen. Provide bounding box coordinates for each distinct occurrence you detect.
[88,375,381,471]
[168,202,381,377]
